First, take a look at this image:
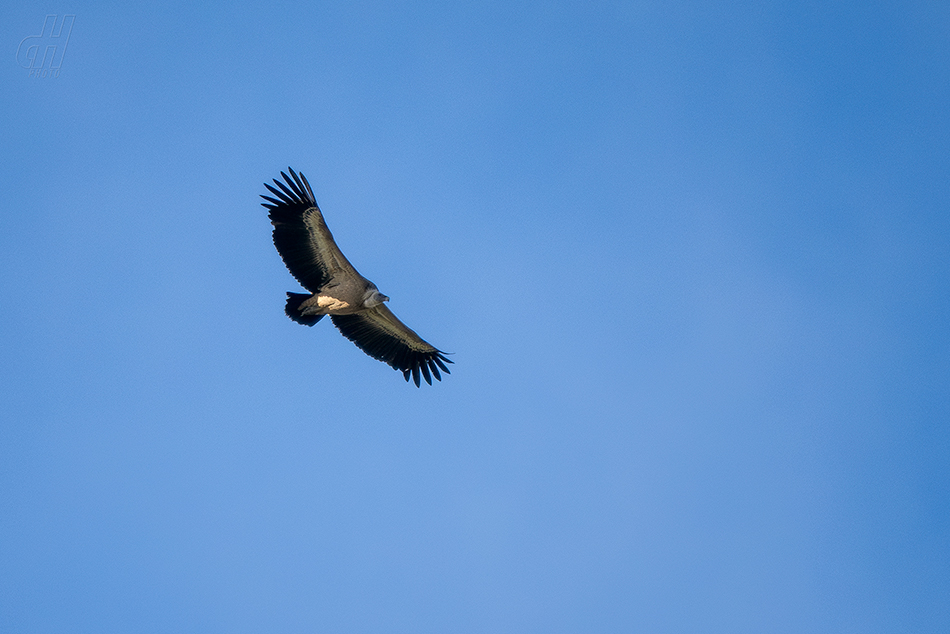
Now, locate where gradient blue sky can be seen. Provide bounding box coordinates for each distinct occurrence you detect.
[2,2,948,632]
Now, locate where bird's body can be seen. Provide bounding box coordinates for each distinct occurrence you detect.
[260,168,451,386]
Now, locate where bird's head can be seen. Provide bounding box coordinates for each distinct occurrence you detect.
[362,285,389,308]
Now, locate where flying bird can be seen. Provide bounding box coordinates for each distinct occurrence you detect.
[260,168,452,386]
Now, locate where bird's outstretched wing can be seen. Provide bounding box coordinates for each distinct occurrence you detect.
[331,305,452,386]
[260,168,357,292]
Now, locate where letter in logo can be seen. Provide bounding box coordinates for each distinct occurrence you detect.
[17,15,75,71]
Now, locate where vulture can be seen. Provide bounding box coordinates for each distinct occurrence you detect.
[260,167,452,386]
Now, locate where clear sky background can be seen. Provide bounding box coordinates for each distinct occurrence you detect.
[2,2,948,632]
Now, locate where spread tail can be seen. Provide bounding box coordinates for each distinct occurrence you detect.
[284,292,323,326]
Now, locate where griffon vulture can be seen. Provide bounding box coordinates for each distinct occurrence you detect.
[260,168,451,386]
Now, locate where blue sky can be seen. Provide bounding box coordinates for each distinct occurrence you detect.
[2,1,948,632]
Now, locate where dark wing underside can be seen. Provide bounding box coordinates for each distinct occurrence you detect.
[259,168,332,292]
[331,305,452,387]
